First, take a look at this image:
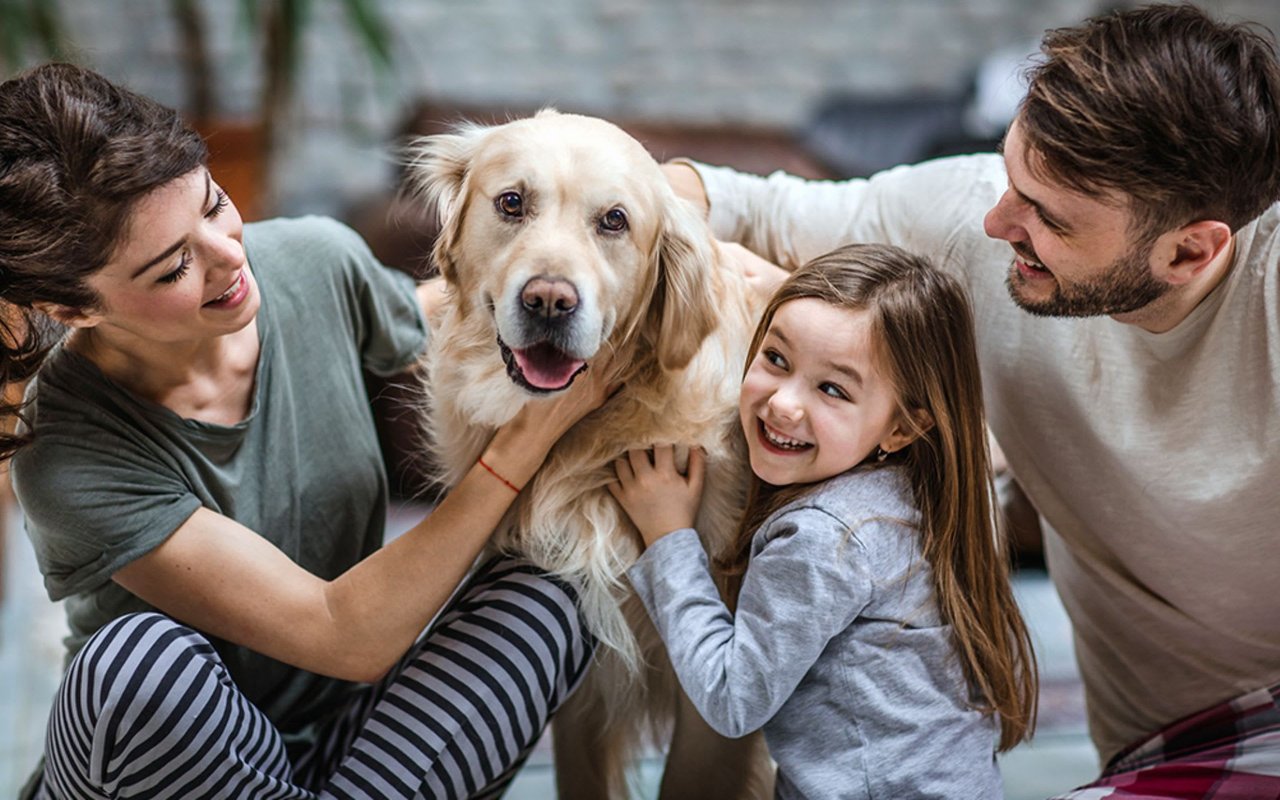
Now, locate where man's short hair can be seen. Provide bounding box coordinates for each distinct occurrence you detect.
[1020,4,1280,239]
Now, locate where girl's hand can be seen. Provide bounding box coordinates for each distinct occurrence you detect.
[608,445,706,548]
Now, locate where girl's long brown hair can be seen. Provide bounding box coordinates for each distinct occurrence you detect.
[718,243,1038,751]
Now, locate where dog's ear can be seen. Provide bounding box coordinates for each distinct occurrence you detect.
[646,192,720,371]
[403,123,490,286]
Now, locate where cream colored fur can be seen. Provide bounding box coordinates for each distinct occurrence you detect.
[408,110,769,798]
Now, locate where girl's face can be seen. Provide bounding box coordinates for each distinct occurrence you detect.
[70,167,258,348]
[739,297,910,487]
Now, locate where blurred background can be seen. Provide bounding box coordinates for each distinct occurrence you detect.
[3,0,1278,797]
[4,0,1276,223]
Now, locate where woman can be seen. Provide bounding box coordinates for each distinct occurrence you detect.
[1,62,610,799]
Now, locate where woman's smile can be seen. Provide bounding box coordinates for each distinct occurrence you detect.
[204,270,250,308]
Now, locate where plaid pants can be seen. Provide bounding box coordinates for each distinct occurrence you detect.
[1054,682,1280,800]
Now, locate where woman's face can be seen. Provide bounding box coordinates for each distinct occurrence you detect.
[72,167,258,348]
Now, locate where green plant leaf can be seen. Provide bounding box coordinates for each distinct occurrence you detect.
[0,0,67,73]
[335,0,394,75]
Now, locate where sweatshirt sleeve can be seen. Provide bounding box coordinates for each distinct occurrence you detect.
[627,512,873,738]
[687,154,1007,283]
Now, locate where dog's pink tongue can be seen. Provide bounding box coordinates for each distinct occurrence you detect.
[513,343,586,390]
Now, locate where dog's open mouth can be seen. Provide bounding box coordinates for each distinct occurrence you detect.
[498,337,588,393]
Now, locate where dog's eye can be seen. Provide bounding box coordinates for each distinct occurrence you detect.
[495,192,524,219]
[599,207,628,233]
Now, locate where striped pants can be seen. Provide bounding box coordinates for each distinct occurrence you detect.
[33,558,594,799]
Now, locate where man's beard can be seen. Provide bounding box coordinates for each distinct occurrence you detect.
[1005,242,1169,318]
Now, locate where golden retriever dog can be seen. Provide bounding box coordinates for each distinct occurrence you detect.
[407,110,771,798]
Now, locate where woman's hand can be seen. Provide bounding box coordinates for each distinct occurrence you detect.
[416,277,451,321]
[532,359,617,442]
[505,356,616,445]
[484,356,618,492]
[608,445,706,548]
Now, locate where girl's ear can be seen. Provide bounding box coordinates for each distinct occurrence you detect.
[33,301,101,329]
[880,408,934,455]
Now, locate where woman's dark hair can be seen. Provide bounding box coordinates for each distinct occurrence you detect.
[1021,3,1280,238]
[719,243,1038,751]
[0,62,207,459]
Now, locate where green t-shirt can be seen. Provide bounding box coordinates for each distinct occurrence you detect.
[12,215,428,747]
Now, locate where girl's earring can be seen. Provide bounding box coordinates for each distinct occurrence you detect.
[875,446,889,463]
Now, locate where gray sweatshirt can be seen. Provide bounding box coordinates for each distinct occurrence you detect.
[628,465,1002,799]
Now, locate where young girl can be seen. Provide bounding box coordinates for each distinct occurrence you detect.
[609,243,1037,798]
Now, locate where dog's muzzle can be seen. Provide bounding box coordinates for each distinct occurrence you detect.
[498,336,588,394]
[498,276,590,393]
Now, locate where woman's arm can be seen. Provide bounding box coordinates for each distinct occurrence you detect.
[415,276,449,322]
[113,367,612,683]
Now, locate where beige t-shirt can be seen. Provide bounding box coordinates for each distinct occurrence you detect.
[693,154,1280,764]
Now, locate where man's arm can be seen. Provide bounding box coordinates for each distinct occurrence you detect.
[663,156,1004,281]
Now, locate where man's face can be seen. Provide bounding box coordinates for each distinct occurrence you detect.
[983,120,1170,317]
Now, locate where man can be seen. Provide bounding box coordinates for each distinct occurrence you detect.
[666,5,1280,797]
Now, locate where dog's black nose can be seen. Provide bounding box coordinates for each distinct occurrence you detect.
[521,276,579,319]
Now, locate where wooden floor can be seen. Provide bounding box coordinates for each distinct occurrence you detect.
[0,499,1097,799]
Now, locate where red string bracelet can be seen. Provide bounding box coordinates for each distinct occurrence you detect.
[478,456,521,493]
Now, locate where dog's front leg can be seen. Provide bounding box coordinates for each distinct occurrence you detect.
[552,662,630,800]
[659,687,775,799]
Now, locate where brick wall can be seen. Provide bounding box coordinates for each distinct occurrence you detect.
[43,0,1280,216]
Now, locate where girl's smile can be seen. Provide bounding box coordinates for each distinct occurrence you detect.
[758,419,811,452]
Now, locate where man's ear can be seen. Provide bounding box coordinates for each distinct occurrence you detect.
[1155,220,1232,286]
[880,408,934,455]
[33,301,101,329]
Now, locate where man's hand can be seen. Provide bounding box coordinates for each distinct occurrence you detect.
[661,161,710,215]
[608,445,706,548]
[717,240,790,306]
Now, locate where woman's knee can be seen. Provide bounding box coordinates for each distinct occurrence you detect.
[59,612,225,724]
[454,560,596,698]
[46,614,295,798]
[45,613,231,795]
[469,560,591,641]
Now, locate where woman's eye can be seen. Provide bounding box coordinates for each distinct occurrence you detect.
[599,207,628,233]
[157,252,192,285]
[495,191,524,219]
[206,188,229,218]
